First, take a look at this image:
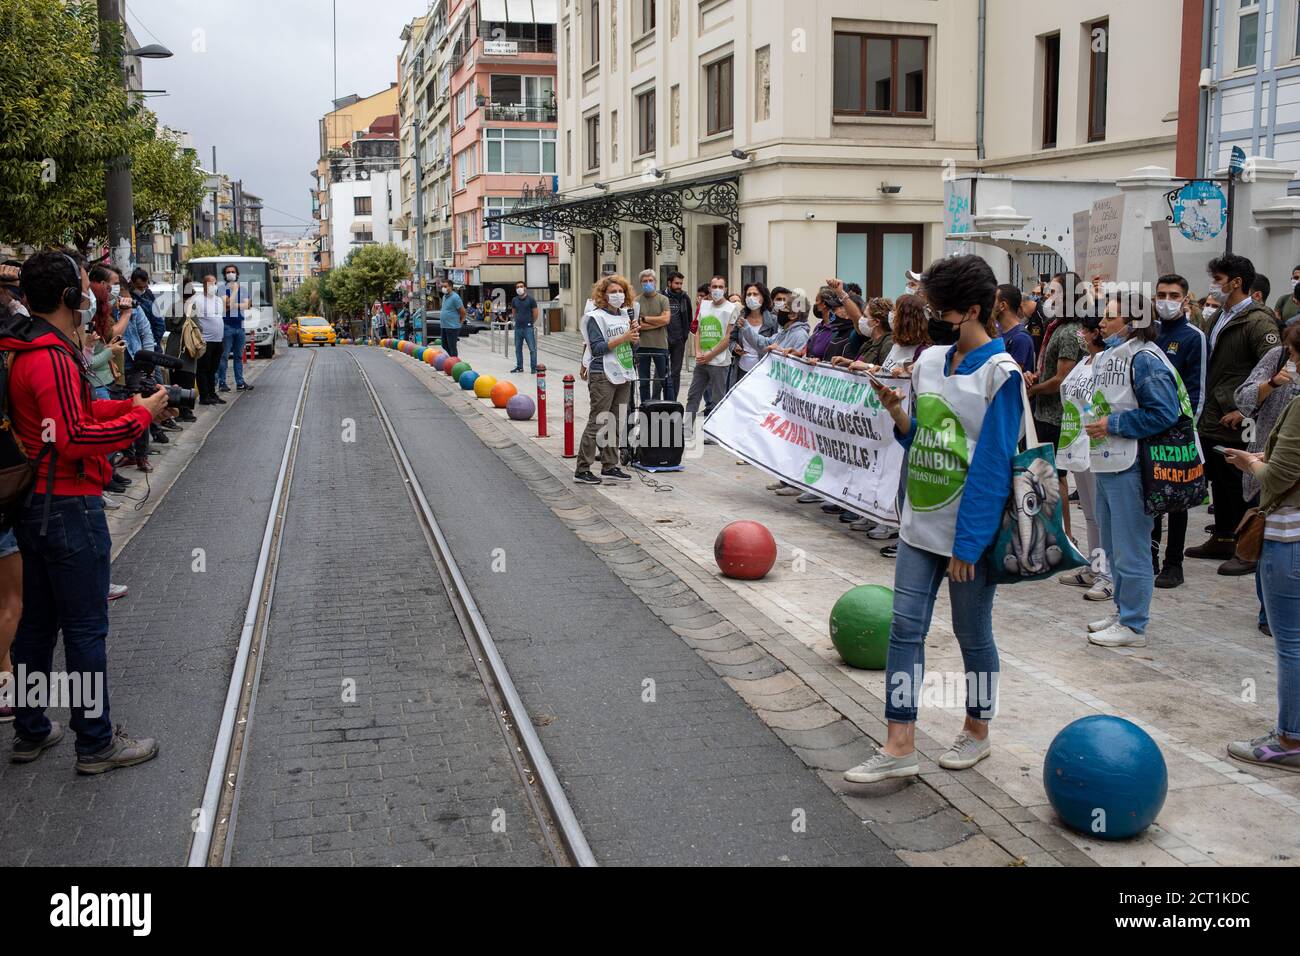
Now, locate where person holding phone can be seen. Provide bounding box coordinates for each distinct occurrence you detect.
[843,255,1025,784]
[1222,400,1300,772]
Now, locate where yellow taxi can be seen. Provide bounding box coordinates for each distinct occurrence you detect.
[288,315,336,347]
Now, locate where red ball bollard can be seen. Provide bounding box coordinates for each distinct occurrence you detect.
[536,364,548,438]
[562,373,575,458]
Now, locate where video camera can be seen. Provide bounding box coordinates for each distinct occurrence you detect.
[131,349,198,411]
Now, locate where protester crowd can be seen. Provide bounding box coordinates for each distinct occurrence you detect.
[568,252,1300,781]
[0,250,263,772]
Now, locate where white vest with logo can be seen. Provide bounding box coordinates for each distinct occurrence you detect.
[697,301,735,367]
[1085,338,1188,474]
[901,346,1023,558]
[1057,355,1100,473]
[588,306,635,384]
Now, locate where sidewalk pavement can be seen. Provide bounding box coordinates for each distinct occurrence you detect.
[386,332,1298,868]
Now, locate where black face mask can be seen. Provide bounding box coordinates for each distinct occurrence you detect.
[927,315,960,346]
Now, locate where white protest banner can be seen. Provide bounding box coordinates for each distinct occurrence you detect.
[703,353,910,524]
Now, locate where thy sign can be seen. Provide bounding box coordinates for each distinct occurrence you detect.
[487,241,555,257]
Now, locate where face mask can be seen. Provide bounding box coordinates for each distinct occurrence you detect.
[1104,332,1125,347]
[927,315,959,346]
[1155,300,1182,321]
[1208,283,1223,299]
[641,282,654,294]
[773,299,787,313]
[710,288,725,301]
[745,295,761,311]
[110,283,121,300]
[857,317,872,337]
[225,274,237,282]
[1292,279,1299,296]
[1202,306,1219,321]
[888,311,896,325]
[607,291,625,308]
[1041,298,1058,320]
[516,288,525,296]
[80,288,95,323]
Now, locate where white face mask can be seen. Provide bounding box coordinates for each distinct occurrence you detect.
[710,288,725,301]
[1155,299,1183,320]
[1203,306,1219,320]
[516,288,525,296]
[745,295,761,312]
[856,316,872,337]
[1041,298,1058,320]
[110,283,121,299]
[773,299,787,313]
[606,291,625,308]
[80,288,95,322]
[1207,283,1223,299]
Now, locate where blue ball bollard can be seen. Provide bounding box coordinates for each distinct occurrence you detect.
[1043,715,1168,840]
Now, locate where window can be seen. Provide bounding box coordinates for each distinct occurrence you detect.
[587,0,600,66]
[704,56,734,135]
[457,213,470,251]
[353,196,372,215]
[833,34,927,117]
[483,128,557,174]
[1041,33,1060,149]
[455,87,468,127]
[1087,20,1108,142]
[354,231,373,243]
[455,149,468,190]
[485,196,549,241]
[639,0,655,35]
[1295,0,1300,58]
[1237,0,1260,69]
[637,89,656,155]
[585,114,600,170]
[488,75,556,120]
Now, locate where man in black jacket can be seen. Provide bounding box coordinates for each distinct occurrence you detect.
[663,271,693,401]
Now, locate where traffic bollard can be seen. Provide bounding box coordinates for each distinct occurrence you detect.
[562,374,575,457]
[536,365,548,438]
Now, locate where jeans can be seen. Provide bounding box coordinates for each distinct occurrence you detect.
[885,540,1000,723]
[637,348,669,402]
[1258,538,1300,736]
[442,327,460,357]
[667,339,686,401]
[514,324,537,371]
[219,325,246,388]
[1096,463,1156,633]
[11,495,114,754]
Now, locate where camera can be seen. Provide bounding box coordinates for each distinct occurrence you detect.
[132,349,197,411]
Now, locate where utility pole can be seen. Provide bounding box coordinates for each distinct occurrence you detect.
[211,146,219,242]
[98,0,134,273]
[412,113,427,339]
[236,180,246,256]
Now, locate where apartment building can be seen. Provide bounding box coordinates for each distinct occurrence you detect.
[325,118,404,266]
[273,236,317,291]
[400,0,559,309]
[314,84,401,271]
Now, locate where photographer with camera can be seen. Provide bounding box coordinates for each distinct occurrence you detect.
[2,251,170,772]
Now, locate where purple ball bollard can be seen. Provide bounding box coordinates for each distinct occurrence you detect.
[506,394,535,421]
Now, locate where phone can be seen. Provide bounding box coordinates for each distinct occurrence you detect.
[864,369,886,389]
[1212,445,1231,456]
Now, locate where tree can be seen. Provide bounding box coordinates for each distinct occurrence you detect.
[0,0,138,248]
[183,231,267,264]
[335,243,410,313]
[1,1,206,253]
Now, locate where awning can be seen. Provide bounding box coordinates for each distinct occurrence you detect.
[482,174,742,255]
[480,0,557,24]
[350,218,374,234]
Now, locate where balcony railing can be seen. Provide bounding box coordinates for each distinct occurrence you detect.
[482,98,557,123]
[477,34,556,55]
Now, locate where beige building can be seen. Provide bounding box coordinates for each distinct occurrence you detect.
[490,0,1193,319]
[273,236,317,291]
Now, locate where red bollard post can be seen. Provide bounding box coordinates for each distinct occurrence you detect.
[536,364,548,438]
[562,374,575,457]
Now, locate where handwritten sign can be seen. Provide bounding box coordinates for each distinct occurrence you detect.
[1085,195,1125,283]
[1151,220,1175,278]
[1072,211,1091,275]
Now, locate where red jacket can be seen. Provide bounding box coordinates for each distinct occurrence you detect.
[2,322,152,497]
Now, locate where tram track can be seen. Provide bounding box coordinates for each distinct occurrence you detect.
[186,348,595,868]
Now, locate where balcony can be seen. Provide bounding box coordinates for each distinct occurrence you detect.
[477,34,555,56]
[482,98,557,123]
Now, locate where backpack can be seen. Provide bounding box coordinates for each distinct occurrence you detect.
[0,319,58,532]
[180,316,205,359]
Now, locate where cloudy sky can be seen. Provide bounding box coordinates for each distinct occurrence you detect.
[129,0,428,239]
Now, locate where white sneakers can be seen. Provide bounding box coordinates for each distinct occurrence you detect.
[1088,622,1147,648]
[938,731,991,770]
[1083,577,1114,602]
[1087,613,1118,633]
[844,731,991,783]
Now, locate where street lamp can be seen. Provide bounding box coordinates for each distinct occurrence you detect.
[126,43,173,58]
